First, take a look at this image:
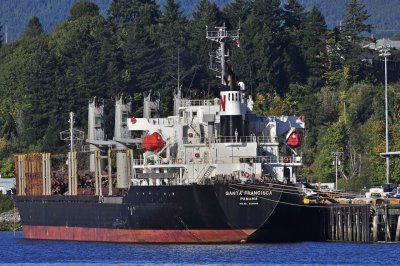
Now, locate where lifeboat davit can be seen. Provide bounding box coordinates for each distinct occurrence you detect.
[142,132,164,151]
[287,130,300,148]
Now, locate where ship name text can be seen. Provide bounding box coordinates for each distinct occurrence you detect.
[225,190,272,196]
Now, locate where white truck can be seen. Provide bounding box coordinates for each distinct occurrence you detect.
[365,187,385,199]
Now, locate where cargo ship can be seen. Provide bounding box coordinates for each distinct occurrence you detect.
[15,26,309,243]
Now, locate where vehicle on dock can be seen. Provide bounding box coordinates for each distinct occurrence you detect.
[365,187,385,199]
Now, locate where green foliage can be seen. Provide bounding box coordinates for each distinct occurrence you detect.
[302,7,327,89]
[393,32,400,41]
[0,39,36,142]
[0,23,2,45]
[240,0,287,94]
[319,0,374,91]
[2,0,400,44]
[223,0,253,29]
[342,0,371,40]
[0,157,14,178]
[189,0,224,94]
[253,92,299,117]
[0,0,399,192]
[21,16,43,39]
[122,0,162,93]
[157,0,193,114]
[69,0,101,21]
[108,0,143,24]
[311,122,347,182]
[0,194,13,213]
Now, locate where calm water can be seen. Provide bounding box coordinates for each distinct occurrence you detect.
[1,231,400,265]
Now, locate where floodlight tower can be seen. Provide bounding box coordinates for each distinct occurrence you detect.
[379,45,391,184]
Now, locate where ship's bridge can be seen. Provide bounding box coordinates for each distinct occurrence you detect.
[182,135,277,145]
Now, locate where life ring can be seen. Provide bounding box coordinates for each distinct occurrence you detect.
[283,156,289,163]
[244,172,249,178]
[177,158,183,164]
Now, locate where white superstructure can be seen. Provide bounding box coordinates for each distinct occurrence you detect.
[127,89,304,186]
[124,25,305,187]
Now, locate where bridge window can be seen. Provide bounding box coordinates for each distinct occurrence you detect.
[94,115,102,128]
[121,111,128,126]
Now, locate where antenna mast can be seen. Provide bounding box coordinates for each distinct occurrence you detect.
[60,112,85,152]
[206,24,239,85]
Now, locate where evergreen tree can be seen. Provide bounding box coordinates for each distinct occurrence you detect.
[123,22,162,94]
[122,0,162,96]
[69,0,100,21]
[222,0,252,86]
[283,0,307,29]
[46,4,117,136]
[157,0,192,113]
[20,36,63,151]
[0,23,2,46]
[340,0,372,86]
[282,0,308,85]
[0,38,43,144]
[189,0,224,93]
[302,7,328,88]
[241,0,288,94]
[108,0,160,26]
[108,0,138,24]
[342,0,371,41]
[21,16,44,39]
[222,0,253,29]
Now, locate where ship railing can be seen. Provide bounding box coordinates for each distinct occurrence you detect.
[206,30,239,39]
[239,157,265,163]
[92,131,104,140]
[182,136,277,144]
[148,117,175,126]
[119,130,131,139]
[180,99,220,107]
[257,136,277,143]
[281,156,302,164]
[132,157,185,166]
[239,156,302,164]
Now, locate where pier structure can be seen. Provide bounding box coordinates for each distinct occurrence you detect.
[325,205,370,242]
[311,202,400,243]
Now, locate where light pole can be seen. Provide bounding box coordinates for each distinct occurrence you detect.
[332,152,343,190]
[379,45,391,184]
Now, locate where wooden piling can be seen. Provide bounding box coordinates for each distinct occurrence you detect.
[372,212,378,242]
[348,207,352,241]
[395,215,400,241]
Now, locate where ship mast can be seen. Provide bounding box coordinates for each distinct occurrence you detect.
[206,24,239,85]
[60,112,84,196]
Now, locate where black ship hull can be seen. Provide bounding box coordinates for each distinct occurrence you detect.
[16,183,307,243]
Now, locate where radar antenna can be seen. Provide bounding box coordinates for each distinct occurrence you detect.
[206,24,239,85]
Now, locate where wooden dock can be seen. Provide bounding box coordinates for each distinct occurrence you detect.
[316,204,400,242]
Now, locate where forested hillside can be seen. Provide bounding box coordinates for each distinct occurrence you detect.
[303,0,400,38]
[0,0,400,190]
[1,0,400,42]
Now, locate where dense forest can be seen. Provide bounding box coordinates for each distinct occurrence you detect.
[1,0,400,190]
[1,0,400,42]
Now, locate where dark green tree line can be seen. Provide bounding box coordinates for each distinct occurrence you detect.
[0,0,398,189]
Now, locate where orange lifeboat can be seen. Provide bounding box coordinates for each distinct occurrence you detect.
[287,130,301,148]
[142,132,164,151]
